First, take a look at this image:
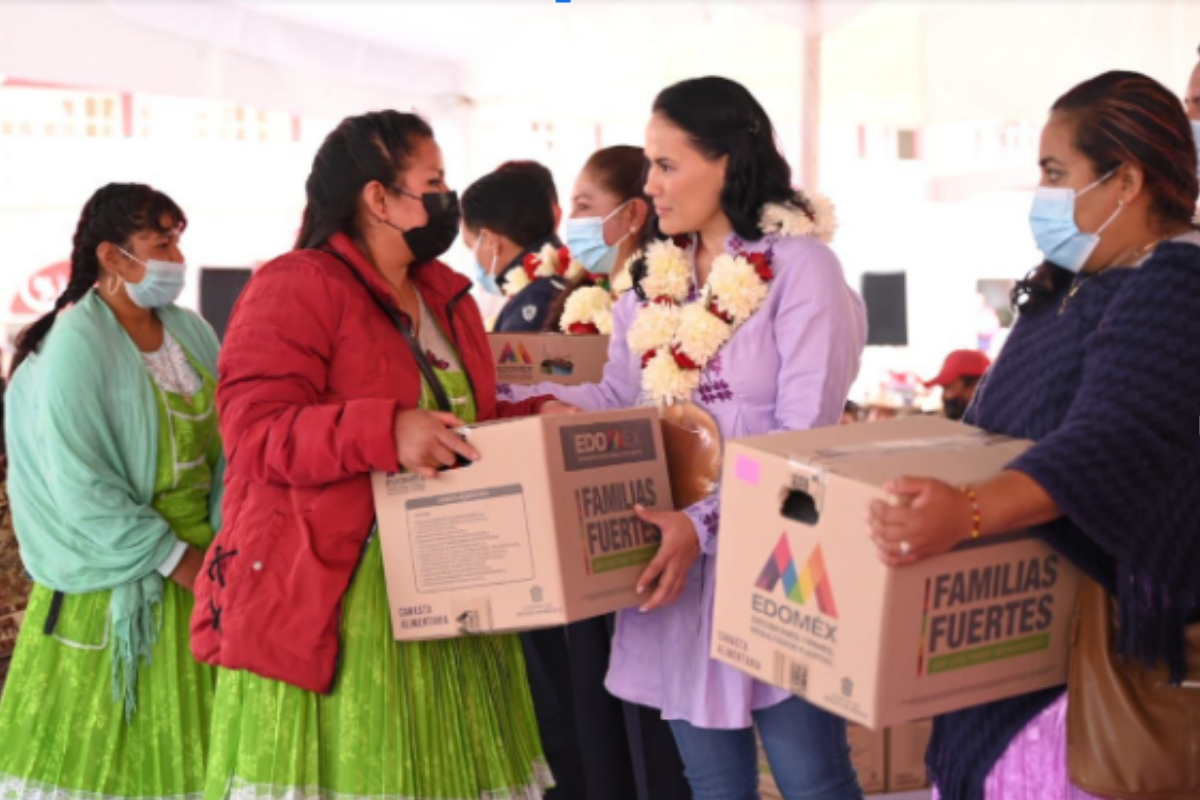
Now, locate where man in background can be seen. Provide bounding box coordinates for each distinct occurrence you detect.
[924,349,991,421]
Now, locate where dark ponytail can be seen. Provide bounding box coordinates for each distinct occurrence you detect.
[296,111,434,250]
[652,76,801,241]
[10,183,185,376]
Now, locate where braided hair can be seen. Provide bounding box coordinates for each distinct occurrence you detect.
[10,183,186,376]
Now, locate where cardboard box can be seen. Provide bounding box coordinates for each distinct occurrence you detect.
[887,720,934,792]
[850,724,888,794]
[711,416,1080,729]
[488,332,609,386]
[757,724,886,796]
[371,408,671,640]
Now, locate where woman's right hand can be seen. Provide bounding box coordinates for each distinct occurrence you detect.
[393,410,481,479]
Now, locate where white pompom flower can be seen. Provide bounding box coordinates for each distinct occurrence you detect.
[707,254,769,325]
[808,194,838,244]
[674,303,733,365]
[560,286,614,335]
[643,348,702,407]
[759,194,838,244]
[592,307,613,335]
[640,240,692,302]
[532,244,561,278]
[627,301,681,356]
[503,269,531,298]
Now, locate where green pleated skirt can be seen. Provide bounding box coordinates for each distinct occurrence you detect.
[0,581,215,800]
[203,536,551,800]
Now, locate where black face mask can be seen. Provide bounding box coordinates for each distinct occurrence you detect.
[942,397,969,421]
[386,190,461,264]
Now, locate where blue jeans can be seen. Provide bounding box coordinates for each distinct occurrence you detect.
[668,697,863,800]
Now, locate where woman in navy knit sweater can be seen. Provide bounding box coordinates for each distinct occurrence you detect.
[866,71,1200,800]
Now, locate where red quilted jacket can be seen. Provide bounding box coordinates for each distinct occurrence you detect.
[190,233,550,692]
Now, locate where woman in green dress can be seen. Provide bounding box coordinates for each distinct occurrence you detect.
[192,111,571,800]
[0,183,223,800]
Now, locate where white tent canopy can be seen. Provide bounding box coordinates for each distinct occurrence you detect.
[2,0,1198,382]
[5,1,1197,181]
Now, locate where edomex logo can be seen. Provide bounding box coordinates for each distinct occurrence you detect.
[498,341,534,365]
[560,419,656,471]
[755,534,838,618]
[575,427,634,454]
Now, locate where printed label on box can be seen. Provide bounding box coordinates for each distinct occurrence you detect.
[573,476,663,575]
[917,553,1062,677]
[406,485,534,593]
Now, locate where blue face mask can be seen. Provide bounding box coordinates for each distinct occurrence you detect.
[565,201,632,276]
[1028,170,1122,273]
[118,248,187,309]
[1190,120,1200,178]
[472,236,502,296]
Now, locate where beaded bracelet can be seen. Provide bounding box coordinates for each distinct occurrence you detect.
[960,485,982,540]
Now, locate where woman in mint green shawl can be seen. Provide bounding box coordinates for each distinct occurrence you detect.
[0,184,223,800]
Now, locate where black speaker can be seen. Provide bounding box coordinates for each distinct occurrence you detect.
[199,268,254,340]
[861,272,908,346]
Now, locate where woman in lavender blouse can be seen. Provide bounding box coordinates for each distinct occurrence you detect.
[502,77,867,800]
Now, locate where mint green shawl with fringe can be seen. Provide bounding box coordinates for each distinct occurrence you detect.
[4,291,223,719]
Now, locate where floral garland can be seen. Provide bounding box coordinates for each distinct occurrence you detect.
[502,243,588,298]
[628,197,836,407]
[557,253,638,336]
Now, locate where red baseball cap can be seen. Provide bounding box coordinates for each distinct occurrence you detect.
[924,350,991,387]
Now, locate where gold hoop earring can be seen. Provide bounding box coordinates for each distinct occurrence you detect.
[106,274,121,295]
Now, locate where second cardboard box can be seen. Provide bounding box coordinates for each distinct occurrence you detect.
[712,416,1080,729]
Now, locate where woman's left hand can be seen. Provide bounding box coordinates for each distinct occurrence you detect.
[539,400,582,416]
[867,477,973,567]
[633,505,700,612]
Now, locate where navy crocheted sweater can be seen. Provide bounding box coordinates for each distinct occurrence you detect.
[928,238,1200,800]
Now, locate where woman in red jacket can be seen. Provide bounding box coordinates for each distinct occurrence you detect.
[192,111,567,800]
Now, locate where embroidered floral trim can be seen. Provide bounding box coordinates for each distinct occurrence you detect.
[142,331,202,397]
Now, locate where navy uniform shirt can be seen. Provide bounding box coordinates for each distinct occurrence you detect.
[494,275,567,332]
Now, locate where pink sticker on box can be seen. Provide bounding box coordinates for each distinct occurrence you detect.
[734,455,761,485]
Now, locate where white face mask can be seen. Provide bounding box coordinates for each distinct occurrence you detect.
[472,235,502,296]
[1028,169,1121,274]
[118,248,187,308]
[565,201,632,276]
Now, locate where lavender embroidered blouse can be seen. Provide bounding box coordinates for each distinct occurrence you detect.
[500,232,867,728]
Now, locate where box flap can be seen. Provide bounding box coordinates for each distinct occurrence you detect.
[737,417,1031,490]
